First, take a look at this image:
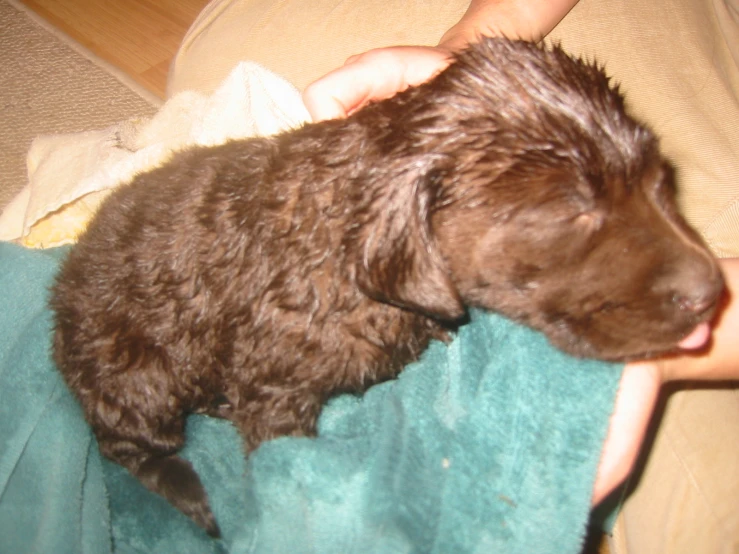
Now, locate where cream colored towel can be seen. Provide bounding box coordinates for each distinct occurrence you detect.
[0,62,310,248]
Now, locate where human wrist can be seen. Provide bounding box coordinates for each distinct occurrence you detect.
[439,0,580,50]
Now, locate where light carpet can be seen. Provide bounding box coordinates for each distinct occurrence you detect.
[0,0,159,210]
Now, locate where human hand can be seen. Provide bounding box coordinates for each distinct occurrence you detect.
[302,46,454,122]
[592,258,739,505]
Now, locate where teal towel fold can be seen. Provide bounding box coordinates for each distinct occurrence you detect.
[0,242,622,553]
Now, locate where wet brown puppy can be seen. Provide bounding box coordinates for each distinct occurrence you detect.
[51,38,724,536]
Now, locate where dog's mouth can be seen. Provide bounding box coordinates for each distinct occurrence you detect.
[607,317,716,361]
[542,309,717,362]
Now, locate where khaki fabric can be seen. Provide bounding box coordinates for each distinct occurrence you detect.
[168,0,469,96]
[611,387,739,554]
[168,1,739,552]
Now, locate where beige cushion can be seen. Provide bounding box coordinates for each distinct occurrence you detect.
[168,1,739,552]
[610,387,739,554]
[168,0,469,96]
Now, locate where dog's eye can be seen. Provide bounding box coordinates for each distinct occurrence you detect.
[574,210,604,233]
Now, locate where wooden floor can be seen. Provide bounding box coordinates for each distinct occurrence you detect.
[20,0,211,99]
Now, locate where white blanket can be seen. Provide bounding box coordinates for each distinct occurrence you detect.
[0,62,310,248]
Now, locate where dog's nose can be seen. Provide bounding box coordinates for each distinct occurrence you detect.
[670,262,724,315]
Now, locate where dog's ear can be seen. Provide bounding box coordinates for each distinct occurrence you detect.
[353,164,465,321]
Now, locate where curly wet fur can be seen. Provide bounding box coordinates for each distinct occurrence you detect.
[51,38,723,536]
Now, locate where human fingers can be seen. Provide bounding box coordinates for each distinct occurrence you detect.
[302,46,453,122]
[591,361,661,506]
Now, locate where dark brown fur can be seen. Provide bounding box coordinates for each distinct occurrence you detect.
[50,38,724,536]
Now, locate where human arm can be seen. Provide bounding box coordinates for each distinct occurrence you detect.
[438,0,580,49]
[592,257,739,505]
[302,0,580,121]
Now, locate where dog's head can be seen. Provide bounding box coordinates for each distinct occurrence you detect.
[350,38,724,361]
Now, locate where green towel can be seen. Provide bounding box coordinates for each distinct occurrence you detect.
[0,242,622,553]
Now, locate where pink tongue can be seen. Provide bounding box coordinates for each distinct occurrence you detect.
[678,322,711,350]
